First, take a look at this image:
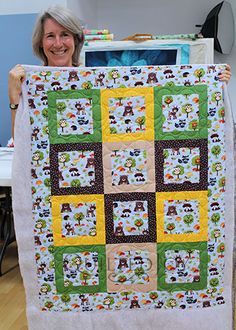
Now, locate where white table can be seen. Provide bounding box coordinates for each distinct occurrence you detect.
[0,147,13,186]
[0,147,15,275]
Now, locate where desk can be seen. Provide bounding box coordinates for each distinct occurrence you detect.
[0,147,15,276]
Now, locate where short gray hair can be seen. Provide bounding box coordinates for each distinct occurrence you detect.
[32,5,84,66]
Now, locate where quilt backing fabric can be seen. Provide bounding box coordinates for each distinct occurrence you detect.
[13,64,234,329]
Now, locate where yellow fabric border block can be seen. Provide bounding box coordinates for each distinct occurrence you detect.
[101,87,154,142]
[156,191,208,242]
[51,195,105,246]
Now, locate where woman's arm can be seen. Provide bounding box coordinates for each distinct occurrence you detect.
[8,64,26,138]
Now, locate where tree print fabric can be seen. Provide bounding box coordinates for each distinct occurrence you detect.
[17,63,230,316]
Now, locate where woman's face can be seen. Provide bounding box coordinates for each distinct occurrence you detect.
[42,18,75,67]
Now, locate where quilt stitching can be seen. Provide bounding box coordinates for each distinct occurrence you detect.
[26,64,226,312]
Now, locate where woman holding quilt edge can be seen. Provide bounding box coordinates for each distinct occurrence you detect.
[8,4,231,139]
[8,5,84,138]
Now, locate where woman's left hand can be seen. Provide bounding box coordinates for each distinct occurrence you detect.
[218,64,231,83]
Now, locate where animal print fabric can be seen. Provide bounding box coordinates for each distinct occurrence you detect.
[21,63,228,313]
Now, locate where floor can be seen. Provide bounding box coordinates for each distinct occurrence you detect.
[0,242,27,330]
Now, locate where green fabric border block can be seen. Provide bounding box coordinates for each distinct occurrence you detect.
[47,89,101,144]
[54,245,107,294]
[154,85,208,140]
[157,241,208,292]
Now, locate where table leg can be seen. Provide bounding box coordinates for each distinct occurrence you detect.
[0,187,15,276]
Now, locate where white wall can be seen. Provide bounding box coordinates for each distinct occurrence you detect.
[75,0,236,120]
[68,0,98,28]
[0,0,67,14]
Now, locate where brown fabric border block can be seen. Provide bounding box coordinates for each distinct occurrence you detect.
[50,142,104,195]
[105,192,156,244]
[155,139,208,192]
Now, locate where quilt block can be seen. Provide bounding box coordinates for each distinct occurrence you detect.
[20,63,229,315]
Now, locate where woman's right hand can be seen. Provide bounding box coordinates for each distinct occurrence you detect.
[8,64,26,104]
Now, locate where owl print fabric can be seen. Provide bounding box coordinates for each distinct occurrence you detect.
[21,63,228,314]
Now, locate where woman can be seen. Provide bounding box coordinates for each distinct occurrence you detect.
[9,5,231,138]
[8,5,84,137]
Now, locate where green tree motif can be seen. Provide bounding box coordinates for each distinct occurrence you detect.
[182,103,193,118]
[212,162,223,176]
[58,119,68,133]
[44,301,54,310]
[186,249,194,258]
[59,153,70,167]
[189,120,198,131]
[134,219,144,230]
[71,179,81,188]
[166,298,177,309]
[61,294,71,304]
[219,177,225,192]
[49,260,55,269]
[164,81,175,87]
[209,278,219,288]
[42,125,49,135]
[172,165,184,180]
[103,296,115,309]
[211,213,220,225]
[118,275,127,283]
[125,157,136,173]
[192,155,200,170]
[120,291,132,301]
[149,292,158,302]
[211,145,221,158]
[206,287,217,297]
[40,71,52,81]
[82,81,93,89]
[194,68,205,82]
[41,283,51,293]
[164,96,173,107]
[56,101,66,114]
[135,116,146,129]
[44,178,51,188]
[207,119,212,129]
[211,92,222,106]
[110,127,117,134]
[163,149,169,159]
[32,151,44,165]
[134,266,145,278]
[48,245,55,254]
[72,256,82,269]
[44,195,51,207]
[35,219,46,234]
[80,270,91,284]
[74,212,84,225]
[108,69,120,83]
[42,108,48,118]
[218,107,225,122]
[183,214,194,226]
[116,97,123,106]
[166,223,176,233]
[217,243,225,257]
[211,229,221,242]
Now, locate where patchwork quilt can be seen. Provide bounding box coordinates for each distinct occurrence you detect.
[12,64,234,329]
